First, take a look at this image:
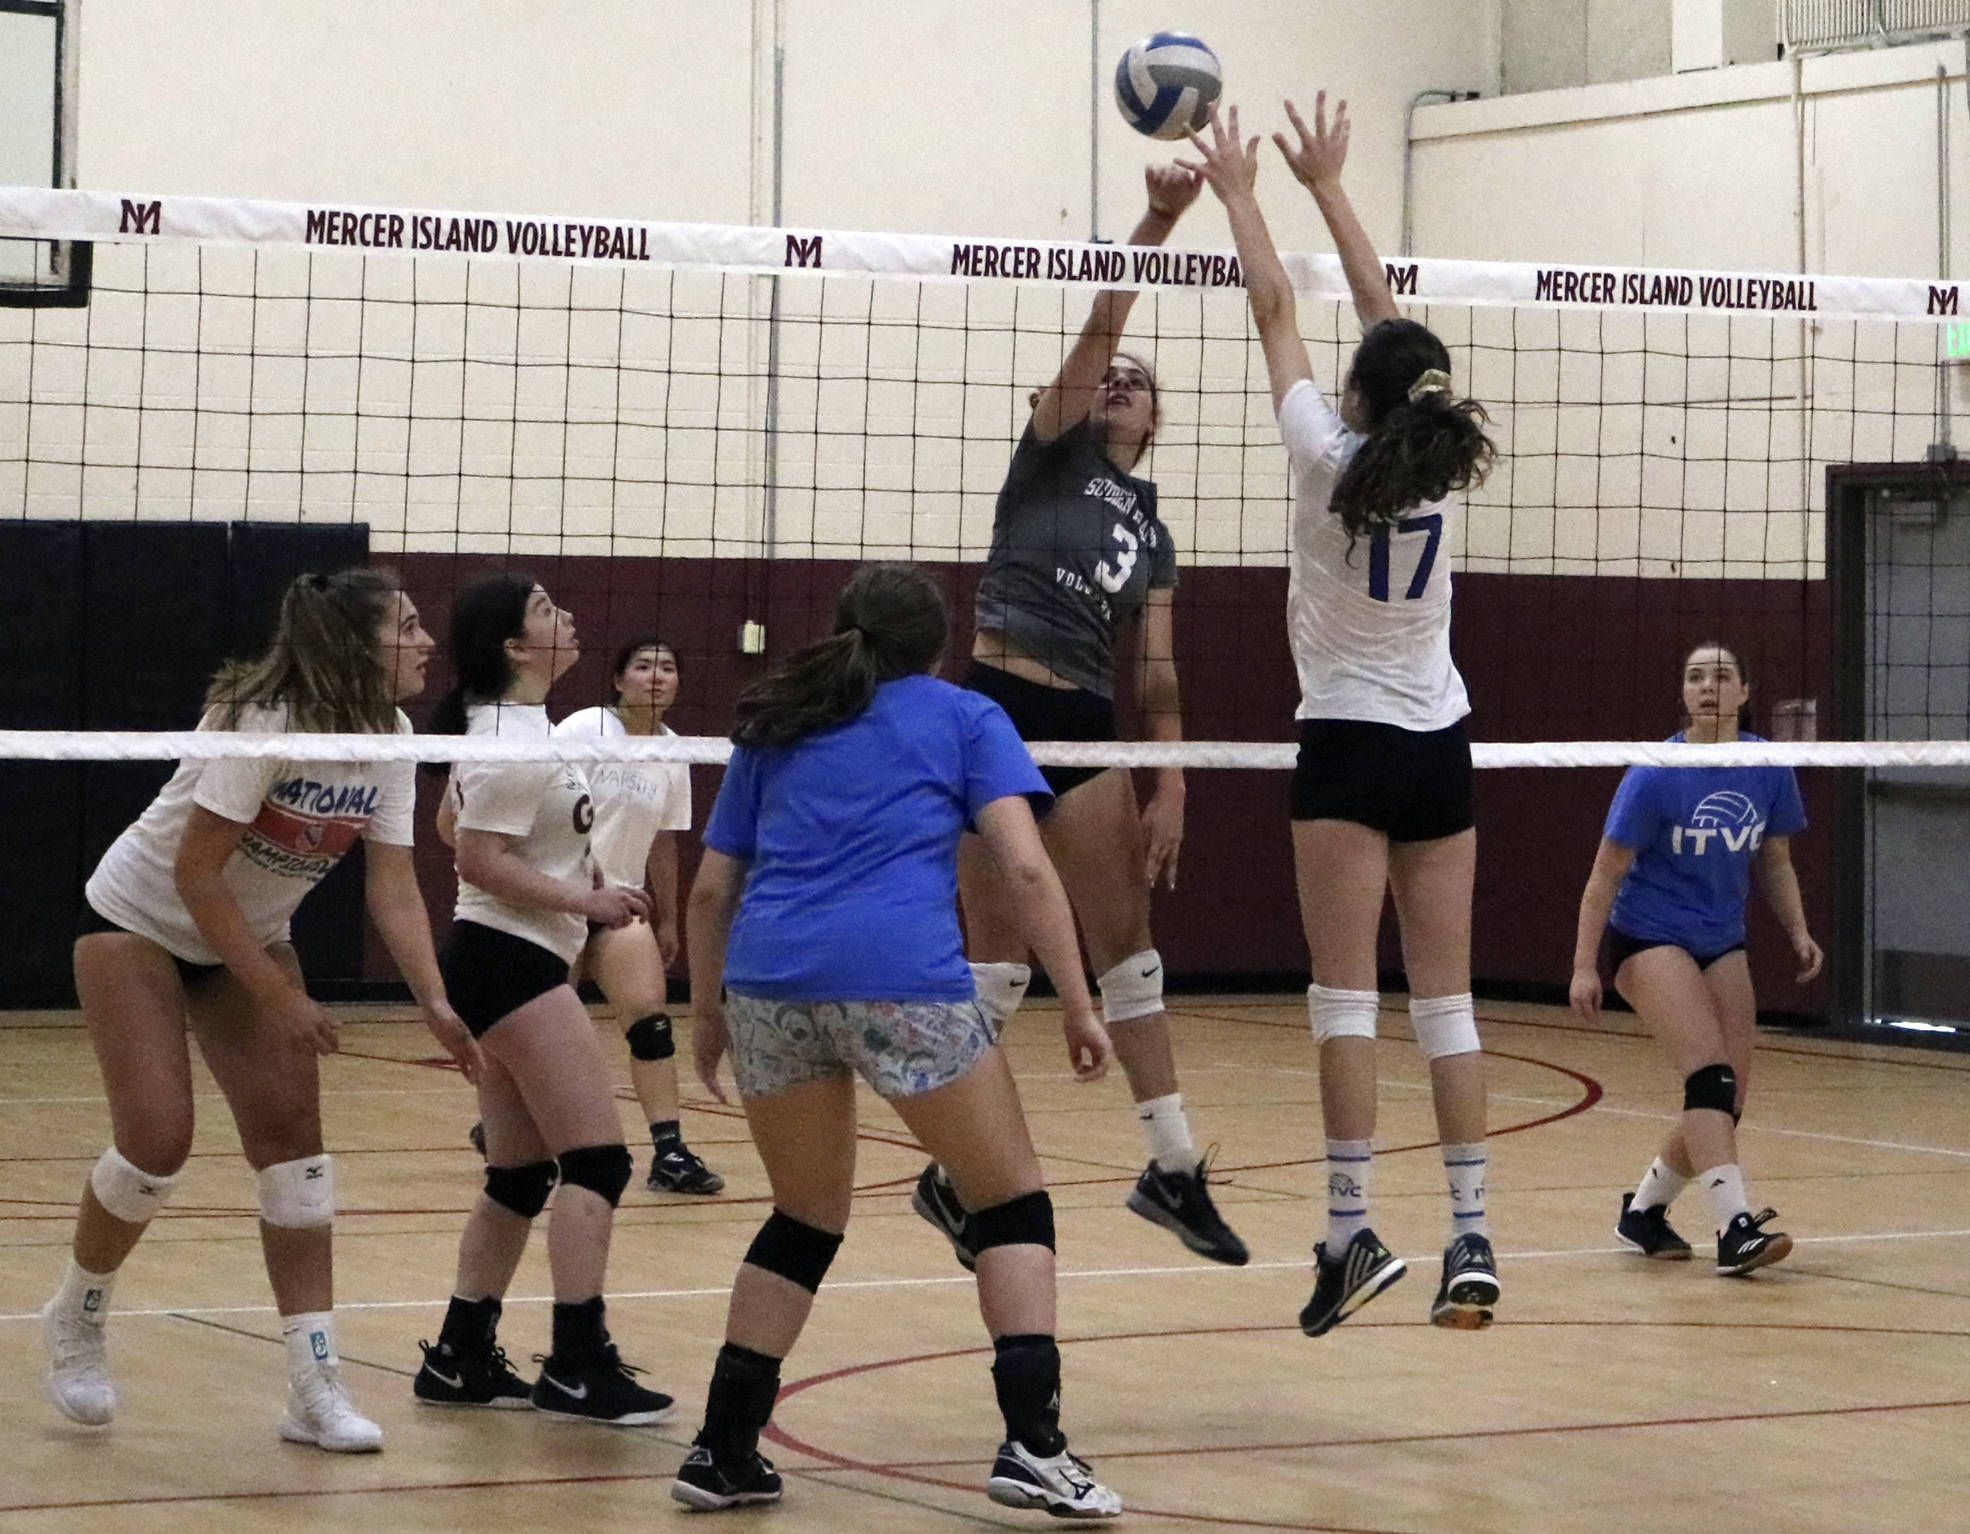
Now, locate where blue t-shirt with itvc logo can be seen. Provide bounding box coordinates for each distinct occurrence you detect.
[1604,734,1807,954]
[704,673,1051,1001]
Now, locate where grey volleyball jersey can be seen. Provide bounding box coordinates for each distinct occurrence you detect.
[972,419,1179,699]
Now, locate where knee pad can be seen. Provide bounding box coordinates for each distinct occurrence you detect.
[743,1209,844,1294]
[625,1012,675,1062]
[557,1143,633,1207]
[89,1146,178,1225]
[1410,993,1481,1061]
[485,1159,557,1218]
[969,962,1032,1029]
[1308,983,1380,1046]
[1096,949,1164,1025]
[1684,1063,1738,1116]
[972,1189,1056,1254]
[258,1154,334,1229]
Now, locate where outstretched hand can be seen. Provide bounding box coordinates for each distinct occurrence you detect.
[1275,91,1351,195]
[1176,104,1261,206]
[1144,162,1204,220]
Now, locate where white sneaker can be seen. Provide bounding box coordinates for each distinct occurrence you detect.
[278,1364,384,1453]
[42,1298,115,1426]
[986,1438,1122,1519]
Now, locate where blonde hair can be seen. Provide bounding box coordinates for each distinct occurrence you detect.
[204,568,401,734]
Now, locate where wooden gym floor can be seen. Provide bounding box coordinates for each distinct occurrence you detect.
[4,996,1969,1532]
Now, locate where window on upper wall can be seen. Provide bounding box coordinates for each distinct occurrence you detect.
[0,0,88,308]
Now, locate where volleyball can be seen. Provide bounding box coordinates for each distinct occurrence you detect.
[1113,33,1222,141]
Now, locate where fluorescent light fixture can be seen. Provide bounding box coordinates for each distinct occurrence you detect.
[1876,1017,1960,1034]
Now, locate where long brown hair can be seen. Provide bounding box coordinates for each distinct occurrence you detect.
[204,568,401,733]
[1330,319,1496,543]
[730,563,948,750]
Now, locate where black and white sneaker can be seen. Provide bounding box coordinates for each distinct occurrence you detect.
[1125,1156,1249,1266]
[1717,1208,1793,1276]
[912,1163,979,1272]
[986,1439,1122,1520]
[530,1345,675,1425]
[1299,1228,1407,1337]
[1429,1232,1499,1329]
[1617,1193,1694,1260]
[648,1145,726,1196]
[670,1442,784,1510]
[412,1338,533,1409]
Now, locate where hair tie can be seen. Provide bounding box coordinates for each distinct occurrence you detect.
[304,572,330,592]
[1407,369,1453,404]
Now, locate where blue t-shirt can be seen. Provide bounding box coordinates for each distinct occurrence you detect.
[703,673,1051,1001]
[1604,735,1807,954]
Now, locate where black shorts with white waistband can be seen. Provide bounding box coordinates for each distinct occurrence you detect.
[442,920,574,1038]
[1601,923,1745,977]
[962,660,1116,803]
[1290,717,1474,843]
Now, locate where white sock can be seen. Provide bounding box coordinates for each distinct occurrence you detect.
[1699,1164,1750,1233]
[282,1311,340,1379]
[1136,1093,1197,1174]
[54,1258,116,1325]
[1443,1142,1488,1240]
[1325,1138,1373,1250]
[1632,1156,1689,1213]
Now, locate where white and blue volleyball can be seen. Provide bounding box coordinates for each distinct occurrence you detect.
[1114,33,1222,141]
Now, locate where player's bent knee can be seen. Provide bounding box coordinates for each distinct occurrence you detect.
[1683,1062,1738,1117]
[1096,950,1164,1026]
[1410,992,1481,1061]
[556,1143,633,1207]
[1308,983,1380,1046]
[485,1159,557,1218]
[743,1209,844,1293]
[969,962,1032,1029]
[972,1189,1055,1253]
[89,1146,179,1225]
[625,1012,675,1061]
[258,1154,334,1229]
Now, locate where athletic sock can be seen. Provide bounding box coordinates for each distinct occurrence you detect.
[1442,1141,1488,1240]
[1136,1093,1198,1174]
[1699,1163,1751,1233]
[1325,1138,1373,1250]
[281,1311,339,1379]
[1632,1156,1689,1213]
[650,1119,683,1152]
[549,1295,608,1367]
[701,1341,782,1463]
[991,1334,1066,1458]
[436,1293,501,1353]
[54,1259,116,1323]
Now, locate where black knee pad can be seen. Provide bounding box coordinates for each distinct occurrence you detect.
[625,1012,675,1062]
[1683,1063,1738,1116]
[484,1159,557,1218]
[557,1143,633,1207]
[743,1209,843,1294]
[972,1190,1055,1254]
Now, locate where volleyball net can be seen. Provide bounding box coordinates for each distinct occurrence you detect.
[3,183,1967,1015]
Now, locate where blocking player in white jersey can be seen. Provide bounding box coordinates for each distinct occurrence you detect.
[45,569,479,1452]
[1185,97,1501,1334]
[553,639,721,1194]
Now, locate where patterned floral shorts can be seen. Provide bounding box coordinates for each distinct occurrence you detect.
[723,992,996,1101]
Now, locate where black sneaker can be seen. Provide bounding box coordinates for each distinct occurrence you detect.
[530,1345,675,1425]
[1617,1193,1693,1260]
[986,1438,1122,1519]
[412,1338,532,1409]
[648,1145,726,1196]
[1299,1228,1406,1337]
[670,1442,784,1510]
[468,1121,487,1159]
[911,1163,978,1272]
[1717,1208,1793,1276]
[1125,1155,1249,1266]
[1430,1232,1499,1330]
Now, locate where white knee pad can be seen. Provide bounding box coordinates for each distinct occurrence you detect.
[1308,983,1380,1046]
[968,961,1033,1029]
[258,1155,335,1229]
[1410,993,1481,1061]
[90,1147,178,1225]
[1096,949,1165,1025]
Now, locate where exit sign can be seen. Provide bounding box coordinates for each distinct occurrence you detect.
[1946,322,1970,359]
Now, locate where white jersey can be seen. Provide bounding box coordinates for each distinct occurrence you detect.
[85,704,416,966]
[552,707,691,889]
[451,702,594,962]
[1277,378,1470,731]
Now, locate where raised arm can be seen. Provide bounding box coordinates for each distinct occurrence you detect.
[1032,165,1202,442]
[1179,104,1313,409]
[1275,93,1399,331]
[1569,837,1637,1021]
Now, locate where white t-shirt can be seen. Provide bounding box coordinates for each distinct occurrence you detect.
[450,702,593,962]
[1276,378,1471,731]
[85,704,416,966]
[552,707,692,890]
